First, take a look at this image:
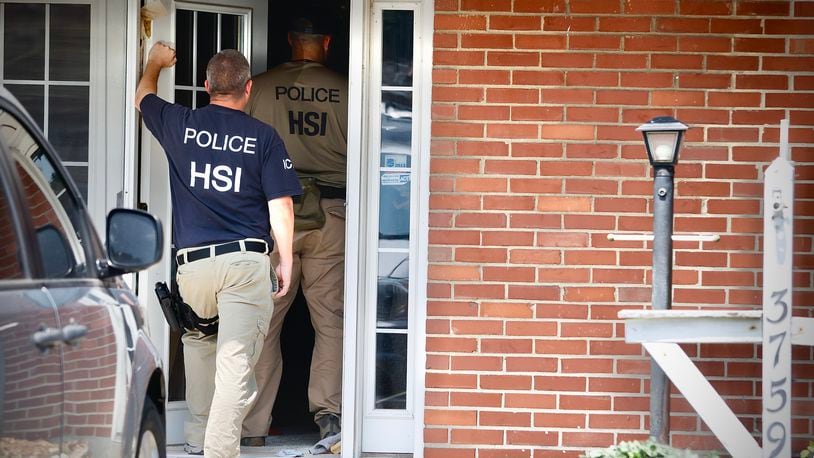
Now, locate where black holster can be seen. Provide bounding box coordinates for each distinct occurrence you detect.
[154,281,218,336]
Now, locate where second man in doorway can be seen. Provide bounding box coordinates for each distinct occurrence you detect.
[242,16,349,445]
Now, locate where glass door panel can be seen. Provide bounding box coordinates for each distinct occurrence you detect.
[173,5,247,110]
[374,8,415,411]
[363,4,419,453]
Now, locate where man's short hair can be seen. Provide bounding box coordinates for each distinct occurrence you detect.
[288,16,331,47]
[289,16,331,36]
[206,49,251,98]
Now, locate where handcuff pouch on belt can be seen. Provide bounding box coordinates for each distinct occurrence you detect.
[154,281,218,336]
[293,177,326,231]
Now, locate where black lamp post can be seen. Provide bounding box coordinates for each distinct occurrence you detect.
[636,116,688,444]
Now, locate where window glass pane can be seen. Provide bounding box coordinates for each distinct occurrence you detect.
[196,12,217,87]
[377,253,408,329]
[175,9,194,86]
[0,185,23,279]
[175,89,193,108]
[49,4,90,81]
[220,14,240,51]
[380,91,412,168]
[379,171,410,245]
[48,85,89,162]
[375,333,407,409]
[3,3,45,80]
[5,84,44,128]
[381,10,413,87]
[64,165,88,204]
[195,90,210,109]
[15,156,81,278]
[0,108,86,276]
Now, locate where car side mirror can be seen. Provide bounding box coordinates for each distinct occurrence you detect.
[106,208,163,273]
[36,224,75,277]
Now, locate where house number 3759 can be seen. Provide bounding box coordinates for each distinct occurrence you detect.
[766,288,789,458]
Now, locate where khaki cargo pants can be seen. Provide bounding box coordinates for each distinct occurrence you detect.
[243,198,345,437]
[177,244,273,458]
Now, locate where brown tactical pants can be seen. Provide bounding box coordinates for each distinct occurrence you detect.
[243,198,345,438]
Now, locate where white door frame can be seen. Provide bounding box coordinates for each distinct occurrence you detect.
[341,0,365,454]
[131,0,432,452]
[345,0,432,454]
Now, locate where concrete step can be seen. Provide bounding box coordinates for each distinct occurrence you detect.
[167,433,321,457]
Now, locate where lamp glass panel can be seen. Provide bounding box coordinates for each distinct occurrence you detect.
[646,131,678,163]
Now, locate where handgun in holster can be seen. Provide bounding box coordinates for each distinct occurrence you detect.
[154,281,218,336]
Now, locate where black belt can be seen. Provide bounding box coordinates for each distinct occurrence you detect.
[176,240,267,266]
[317,185,345,200]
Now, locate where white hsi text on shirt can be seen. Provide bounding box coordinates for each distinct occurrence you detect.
[190,161,242,193]
[183,127,257,154]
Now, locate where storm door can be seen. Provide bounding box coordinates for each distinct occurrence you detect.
[172,3,250,110]
[165,3,251,409]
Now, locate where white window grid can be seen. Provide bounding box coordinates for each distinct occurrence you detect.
[173,5,248,109]
[0,2,91,172]
[366,4,419,416]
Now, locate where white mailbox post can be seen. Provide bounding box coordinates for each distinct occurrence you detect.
[761,122,794,458]
[618,120,814,458]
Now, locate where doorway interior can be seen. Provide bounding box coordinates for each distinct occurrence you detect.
[162,0,351,447]
[266,0,350,438]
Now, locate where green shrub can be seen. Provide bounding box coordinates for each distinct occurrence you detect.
[800,440,814,458]
[582,440,718,458]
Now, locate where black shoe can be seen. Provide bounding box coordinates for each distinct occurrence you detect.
[315,414,341,440]
[240,436,266,447]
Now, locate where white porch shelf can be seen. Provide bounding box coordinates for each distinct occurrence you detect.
[607,233,720,242]
[619,310,814,346]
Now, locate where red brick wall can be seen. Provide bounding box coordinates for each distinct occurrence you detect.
[427,1,814,456]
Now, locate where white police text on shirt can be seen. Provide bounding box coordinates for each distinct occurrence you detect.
[183,127,258,154]
[190,161,242,192]
[183,127,259,193]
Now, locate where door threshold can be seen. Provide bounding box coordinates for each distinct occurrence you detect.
[167,432,321,457]
[360,454,413,457]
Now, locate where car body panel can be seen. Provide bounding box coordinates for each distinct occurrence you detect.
[0,285,63,456]
[0,86,165,457]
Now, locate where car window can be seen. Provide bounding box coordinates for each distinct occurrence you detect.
[0,107,87,277]
[0,180,23,279]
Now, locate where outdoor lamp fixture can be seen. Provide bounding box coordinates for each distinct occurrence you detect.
[637,116,688,167]
[636,116,688,445]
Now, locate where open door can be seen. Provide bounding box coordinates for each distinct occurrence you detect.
[135,0,267,445]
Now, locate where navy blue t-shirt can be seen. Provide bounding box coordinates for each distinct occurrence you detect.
[140,93,301,249]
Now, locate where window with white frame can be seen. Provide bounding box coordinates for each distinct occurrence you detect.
[173,5,248,109]
[374,8,415,411]
[362,4,422,452]
[367,4,420,415]
[0,2,93,202]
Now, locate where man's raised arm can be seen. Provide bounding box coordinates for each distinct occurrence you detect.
[135,42,177,111]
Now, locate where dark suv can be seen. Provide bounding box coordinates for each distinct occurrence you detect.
[0,87,166,457]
